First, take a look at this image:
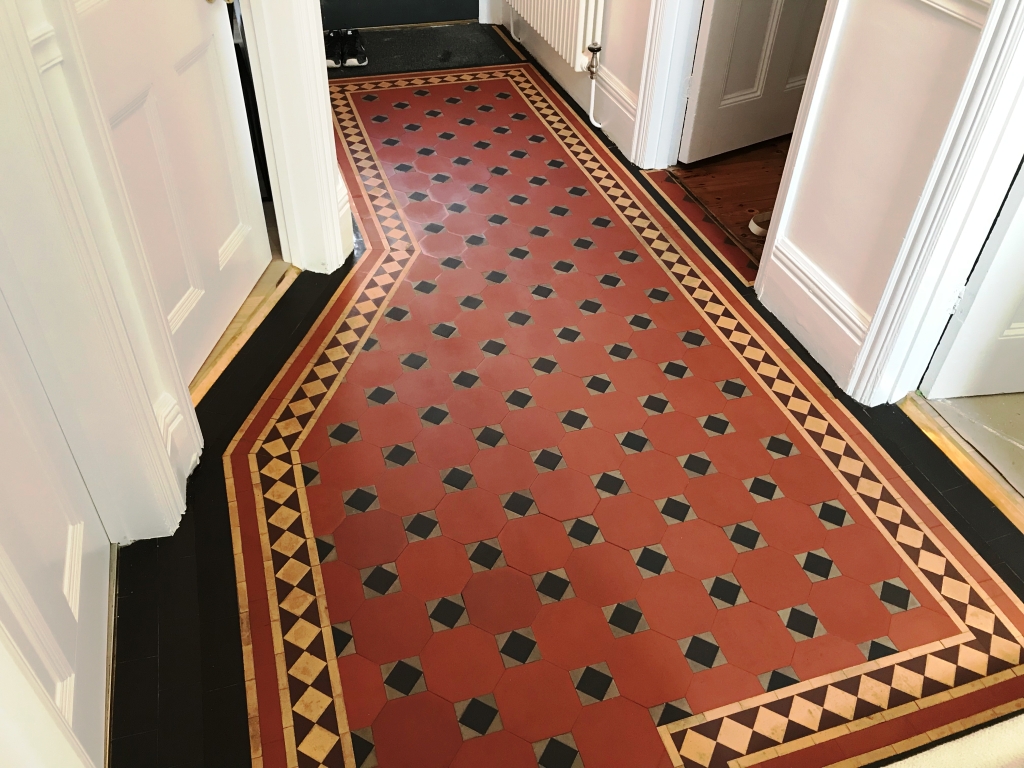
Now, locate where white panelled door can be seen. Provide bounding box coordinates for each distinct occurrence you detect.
[77,0,271,382]
[923,162,1024,398]
[0,288,110,766]
[678,0,826,163]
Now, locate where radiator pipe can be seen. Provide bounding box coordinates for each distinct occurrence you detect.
[586,42,603,128]
[510,13,523,43]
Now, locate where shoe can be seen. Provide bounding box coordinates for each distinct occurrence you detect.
[324,30,343,68]
[341,29,368,67]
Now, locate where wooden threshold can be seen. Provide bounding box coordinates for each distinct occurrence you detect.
[901,392,1024,536]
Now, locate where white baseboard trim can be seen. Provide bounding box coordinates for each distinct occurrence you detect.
[759,238,871,387]
[596,68,637,123]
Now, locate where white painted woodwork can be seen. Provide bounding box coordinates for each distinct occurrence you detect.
[0,289,109,766]
[77,0,272,383]
[505,0,604,71]
[235,0,355,274]
[923,159,1024,397]
[757,0,999,399]
[678,0,826,163]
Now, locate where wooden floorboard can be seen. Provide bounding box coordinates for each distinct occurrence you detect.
[667,135,790,263]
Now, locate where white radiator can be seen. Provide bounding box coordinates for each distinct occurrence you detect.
[505,0,605,72]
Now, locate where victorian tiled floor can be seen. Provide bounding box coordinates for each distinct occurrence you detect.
[219,64,1024,768]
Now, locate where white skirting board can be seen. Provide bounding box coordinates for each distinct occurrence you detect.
[757,238,871,389]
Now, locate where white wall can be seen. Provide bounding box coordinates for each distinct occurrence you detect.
[756,0,986,393]
[497,0,651,156]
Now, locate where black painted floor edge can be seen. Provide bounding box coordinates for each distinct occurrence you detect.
[110,263,351,768]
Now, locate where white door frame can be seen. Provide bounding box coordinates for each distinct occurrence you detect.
[840,0,1024,405]
[235,0,355,273]
[634,0,1024,407]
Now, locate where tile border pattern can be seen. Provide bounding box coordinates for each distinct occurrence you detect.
[223,64,1024,768]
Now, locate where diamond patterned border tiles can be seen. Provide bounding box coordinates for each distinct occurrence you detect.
[223,64,1024,768]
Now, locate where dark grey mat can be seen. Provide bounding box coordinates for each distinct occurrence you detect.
[320,0,476,30]
[327,23,519,79]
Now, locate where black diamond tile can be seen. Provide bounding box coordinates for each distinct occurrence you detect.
[565,517,601,546]
[639,395,671,414]
[420,405,450,425]
[443,467,474,491]
[383,659,423,696]
[468,540,502,570]
[452,156,471,166]
[706,575,744,607]
[395,162,414,172]
[345,487,378,513]
[329,422,359,444]
[466,234,486,246]
[720,379,749,399]
[594,472,627,496]
[591,216,611,228]
[763,435,795,458]
[417,147,435,156]
[547,158,565,168]
[531,284,554,299]
[556,326,581,343]
[393,102,410,109]
[485,270,507,283]
[552,260,576,273]
[599,274,621,288]
[560,410,590,430]
[352,730,375,768]
[530,226,550,237]
[502,491,535,518]
[460,295,484,310]
[781,605,820,640]
[425,109,442,117]
[585,375,613,394]
[510,149,528,159]
[481,339,507,356]
[680,330,707,347]
[800,550,837,580]
[475,426,505,447]
[423,222,445,234]
[727,522,762,551]
[527,134,545,143]
[438,132,456,141]
[401,352,428,370]
[680,453,713,477]
[446,97,462,105]
[362,94,379,101]
[432,322,458,338]
[507,311,532,326]
[384,444,416,467]
[488,214,508,225]
[658,496,692,523]
[535,571,572,602]
[458,118,475,127]
[490,166,509,176]
[634,546,670,576]
[550,205,570,217]
[371,115,388,123]
[815,500,849,528]
[651,700,691,727]
[533,448,563,471]
[567,186,587,196]
[458,697,499,736]
[382,137,400,147]
[605,601,646,635]
[506,389,533,409]
[405,512,438,540]
[661,361,689,379]
[762,668,800,692]
[875,578,918,612]
[537,736,579,768]
[617,249,640,263]
[573,238,594,250]
[453,370,480,388]
[509,247,530,259]
[510,111,527,120]
[332,622,353,656]
[619,431,649,453]
[363,565,399,596]
[474,140,491,149]
[315,533,333,561]
[469,184,489,195]
[432,173,451,183]
[861,637,898,661]
[574,665,615,703]
[408,190,428,201]
[499,629,538,666]
[747,476,779,500]
[627,314,653,330]
[683,634,721,670]
[528,176,548,186]
[607,343,634,360]
[447,202,468,213]
[367,386,396,405]
[492,124,509,133]
[510,194,528,205]
[701,414,730,435]
[385,306,410,321]
[429,596,466,630]
[404,123,421,131]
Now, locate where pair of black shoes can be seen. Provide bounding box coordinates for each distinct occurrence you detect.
[325,29,367,68]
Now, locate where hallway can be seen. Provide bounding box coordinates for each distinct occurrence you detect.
[213,64,1024,768]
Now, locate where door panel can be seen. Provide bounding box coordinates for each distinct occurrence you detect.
[679,0,827,163]
[0,286,109,765]
[924,161,1024,398]
[78,0,271,381]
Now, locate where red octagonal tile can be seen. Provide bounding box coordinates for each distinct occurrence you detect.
[494,660,582,742]
[420,624,506,702]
